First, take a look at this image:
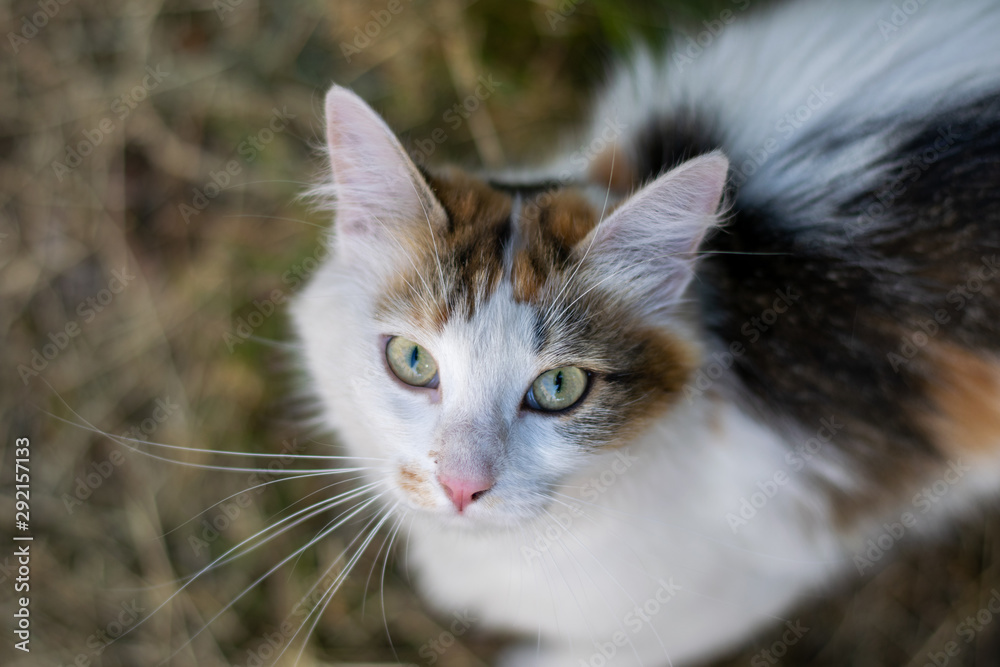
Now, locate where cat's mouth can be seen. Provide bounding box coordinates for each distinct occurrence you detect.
[392,463,561,530]
[396,464,498,518]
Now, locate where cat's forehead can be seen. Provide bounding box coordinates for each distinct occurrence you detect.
[369,168,696,443]
[374,168,604,330]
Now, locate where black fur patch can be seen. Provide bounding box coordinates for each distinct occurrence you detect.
[485,178,576,197]
[630,109,722,181]
[633,93,1000,516]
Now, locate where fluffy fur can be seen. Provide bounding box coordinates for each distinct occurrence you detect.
[293,1,1000,664]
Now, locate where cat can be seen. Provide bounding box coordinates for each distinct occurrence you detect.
[292,0,1000,664]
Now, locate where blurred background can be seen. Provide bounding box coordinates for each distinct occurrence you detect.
[2,0,1000,665]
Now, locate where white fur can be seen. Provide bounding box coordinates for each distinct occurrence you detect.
[295,255,847,662]
[586,0,1000,231]
[293,2,1000,664]
[407,400,847,667]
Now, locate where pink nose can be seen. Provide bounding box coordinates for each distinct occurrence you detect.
[437,473,493,513]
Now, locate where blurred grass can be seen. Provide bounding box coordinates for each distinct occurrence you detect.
[2,0,1000,665]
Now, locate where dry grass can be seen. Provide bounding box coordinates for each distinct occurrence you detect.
[2,0,1000,665]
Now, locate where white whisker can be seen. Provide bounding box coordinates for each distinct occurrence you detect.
[156,492,388,666]
[289,502,400,666]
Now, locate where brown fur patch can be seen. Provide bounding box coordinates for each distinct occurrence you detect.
[424,169,512,324]
[378,170,609,324]
[924,345,1000,457]
[828,344,1000,531]
[398,464,435,507]
[592,326,699,446]
[589,144,636,195]
[425,168,511,230]
[512,189,600,302]
[538,270,700,450]
[377,169,514,328]
[376,167,701,455]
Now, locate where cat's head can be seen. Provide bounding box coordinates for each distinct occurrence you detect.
[293,86,727,528]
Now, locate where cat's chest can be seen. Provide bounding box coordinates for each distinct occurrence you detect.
[402,404,844,662]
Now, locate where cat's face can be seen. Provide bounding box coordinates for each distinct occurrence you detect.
[293,86,727,528]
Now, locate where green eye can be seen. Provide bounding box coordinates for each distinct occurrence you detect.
[386,336,439,387]
[526,367,589,412]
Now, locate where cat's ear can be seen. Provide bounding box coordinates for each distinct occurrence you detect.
[322,85,444,258]
[581,151,728,313]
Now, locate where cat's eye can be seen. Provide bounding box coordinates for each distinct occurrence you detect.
[385,336,439,387]
[525,366,589,412]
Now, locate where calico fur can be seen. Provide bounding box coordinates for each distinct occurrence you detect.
[294,1,1000,664]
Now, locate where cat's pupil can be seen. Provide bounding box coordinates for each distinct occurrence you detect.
[553,371,563,394]
[409,346,419,369]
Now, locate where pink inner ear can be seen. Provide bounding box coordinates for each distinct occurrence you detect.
[326,87,402,175]
[595,151,729,251]
[577,151,730,309]
[323,85,430,235]
[668,151,729,218]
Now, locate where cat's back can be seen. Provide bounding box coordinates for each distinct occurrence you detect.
[585,0,1000,511]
